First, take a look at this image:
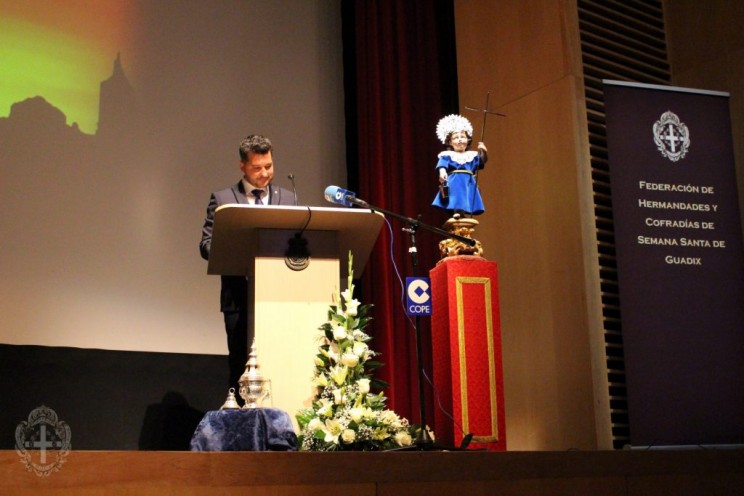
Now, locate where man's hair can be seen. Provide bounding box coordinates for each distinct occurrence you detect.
[239,134,273,161]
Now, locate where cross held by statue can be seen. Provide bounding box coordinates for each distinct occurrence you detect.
[465,91,506,143]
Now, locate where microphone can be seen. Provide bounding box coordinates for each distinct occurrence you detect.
[288,173,298,205]
[285,174,308,270]
[324,185,369,208]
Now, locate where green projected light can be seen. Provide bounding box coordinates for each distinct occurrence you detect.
[0,3,134,135]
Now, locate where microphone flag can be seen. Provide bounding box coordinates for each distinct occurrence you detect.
[324,185,356,207]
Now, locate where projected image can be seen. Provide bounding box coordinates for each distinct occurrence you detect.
[0,1,138,134]
[0,1,346,354]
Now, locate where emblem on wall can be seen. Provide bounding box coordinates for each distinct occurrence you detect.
[15,405,72,476]
[653,110,691,162]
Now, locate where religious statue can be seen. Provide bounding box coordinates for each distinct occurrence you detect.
[432,114,488,216]
[431,114,486,258]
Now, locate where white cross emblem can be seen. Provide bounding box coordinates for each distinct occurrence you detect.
[653,111,690,162]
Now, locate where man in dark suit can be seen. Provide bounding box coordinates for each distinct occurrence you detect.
[200,134,295,395]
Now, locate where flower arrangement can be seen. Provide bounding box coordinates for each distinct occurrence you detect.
[296,252,415,451]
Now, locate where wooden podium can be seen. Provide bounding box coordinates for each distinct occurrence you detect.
[208,205,384,428]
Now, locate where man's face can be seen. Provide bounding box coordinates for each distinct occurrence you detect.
[240,151,274,189]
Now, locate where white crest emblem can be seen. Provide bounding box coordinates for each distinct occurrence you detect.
[15,405,72,477]
[653,110,690,162]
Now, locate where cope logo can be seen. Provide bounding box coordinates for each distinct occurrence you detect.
[406,277,431,316]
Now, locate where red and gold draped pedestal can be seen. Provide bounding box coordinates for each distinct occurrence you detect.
[430,256,506,451]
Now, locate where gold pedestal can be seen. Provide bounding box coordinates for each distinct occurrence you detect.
[438,215,484,258]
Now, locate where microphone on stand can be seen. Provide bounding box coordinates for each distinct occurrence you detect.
[284,173,309,270]
[323,185,369,208]
[288,173,298,205]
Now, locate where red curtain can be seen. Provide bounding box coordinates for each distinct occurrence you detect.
[342,0,458,424]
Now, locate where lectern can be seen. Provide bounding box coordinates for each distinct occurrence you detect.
[208,205,384,428]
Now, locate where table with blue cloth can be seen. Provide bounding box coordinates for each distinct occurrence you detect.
[189,408,297,451]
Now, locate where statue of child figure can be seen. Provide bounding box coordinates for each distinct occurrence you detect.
[432,114,488,216]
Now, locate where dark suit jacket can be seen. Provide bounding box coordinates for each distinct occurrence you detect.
[200,181,295,312]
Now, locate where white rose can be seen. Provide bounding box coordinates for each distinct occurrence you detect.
[357,378,370,394]
[352,341,368,357]
[333,325,348,341]
[394,431,413,447]
[341,352,359,368]
[341,429,356,444]
[307,418,323,432]
[349,407,364,424]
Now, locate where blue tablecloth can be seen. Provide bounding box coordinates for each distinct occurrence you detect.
[189,408,297,451]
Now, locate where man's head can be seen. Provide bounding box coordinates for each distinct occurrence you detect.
[239,134,274,189]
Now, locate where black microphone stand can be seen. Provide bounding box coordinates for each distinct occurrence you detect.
[352,198,475,450]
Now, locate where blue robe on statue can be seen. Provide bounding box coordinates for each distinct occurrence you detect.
[432,150,485,215]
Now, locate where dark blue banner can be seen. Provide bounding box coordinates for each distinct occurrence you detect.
[604,80,744,447]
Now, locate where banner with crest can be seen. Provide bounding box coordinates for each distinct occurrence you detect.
[603,80,744,447]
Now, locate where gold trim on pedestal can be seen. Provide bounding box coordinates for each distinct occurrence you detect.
[455,276,499,442]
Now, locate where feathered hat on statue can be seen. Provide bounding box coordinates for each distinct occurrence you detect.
[436,114,474,144]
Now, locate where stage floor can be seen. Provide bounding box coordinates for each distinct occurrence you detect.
[2,449,743,495]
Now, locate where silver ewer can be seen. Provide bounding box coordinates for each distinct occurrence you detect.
[219,387,241,410]
[238,339,271,408]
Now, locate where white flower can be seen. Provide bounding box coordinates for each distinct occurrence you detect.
[372,428,390,441]
[352,341,368,358]
[394,431,413,447]
[314,356,325,367]
[357,378,370,394]
[349,407,364,424]
[331,365,348,386]
[340,288,353,303]
[322,419,343,444]
[341,429,356,444]
[307,418,323,432]
[333,325,348,341]
[317,399,333,418]
[312,374,328,387]
[424,425,436,442]
[380,410,400,426]
[341,288,361,316]
[345,299,361,316]
[333,388,345,405]
[328,342,341,363]
[341,352,359,368]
